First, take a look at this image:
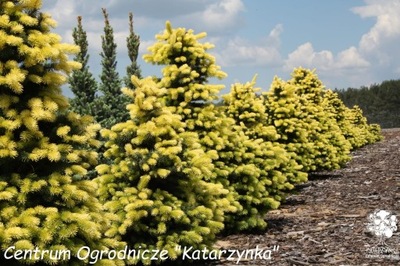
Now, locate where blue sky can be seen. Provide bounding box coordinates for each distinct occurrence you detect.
[42,0,400,97]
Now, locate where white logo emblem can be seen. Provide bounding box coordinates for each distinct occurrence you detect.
[366,209,398,246]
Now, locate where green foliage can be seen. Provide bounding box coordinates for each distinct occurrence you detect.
[96,76,232,265]
[69,10,143,130]
[96,8,129,129]
[0,1,122,264]
[124,12,142,90]
[336,79,400,128]
[69,16,98,118]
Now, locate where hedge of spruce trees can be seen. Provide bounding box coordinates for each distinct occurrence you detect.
[0,1,382,265]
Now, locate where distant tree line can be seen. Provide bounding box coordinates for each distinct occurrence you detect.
[335,79,400,128]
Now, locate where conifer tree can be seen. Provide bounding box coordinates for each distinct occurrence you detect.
[343,105,382,148]
[369,123,383,143]
[124,12,141,90]
[96,8,129,128]
[321,90,358,149]
[225,77,308,186]
[0,1,122,264]
[143,22,253,229]
[322,90,349,128]
[223,77,307,230]
[265,68,351,172]
[287,68,351,170]
[96,76,232,264]
[144,23,236,185]
[322,90,382,150]
[145,21,306,231]
[264,76,317,172]
[69,16,98,118]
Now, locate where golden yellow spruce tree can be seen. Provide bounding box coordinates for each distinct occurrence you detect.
[0,1,122,265]
[343,105,382,149]
[144,21,290,232]
[321,90,362,150]
[225,77,308,185]
[264,76,317,173]
[320,89,382,151]
[223,77,307,230]
[287,68,351,170]
[265,68,351,172]
[96,76,232,265]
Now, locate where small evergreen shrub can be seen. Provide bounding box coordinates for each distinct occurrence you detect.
[264,68,352,172]
[96,76,232,265]
[223,77,307,230]
[343,105,382,149]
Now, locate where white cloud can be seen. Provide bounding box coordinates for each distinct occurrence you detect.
[200,0,244,31]
[43,0,75,24]
[282,0,400,88]
[285,43,369,71]
[215,24,283,67]
[138,40,156,55]
[267,24,283,47]
[284,43,334,71]
[352,0,400,53]
[348,0,400,70]
[283,43,371,88]
[336,47,370,68]
[346,0,400,86]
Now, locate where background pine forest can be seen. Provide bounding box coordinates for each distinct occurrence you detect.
[335,80,400,128]
[0,1,391,265]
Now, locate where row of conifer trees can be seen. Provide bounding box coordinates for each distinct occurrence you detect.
[0,1,381,265]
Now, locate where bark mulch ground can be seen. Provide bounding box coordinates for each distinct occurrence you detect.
[210,128,400,266]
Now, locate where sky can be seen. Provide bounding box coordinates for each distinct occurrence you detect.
[41,0,400,97]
